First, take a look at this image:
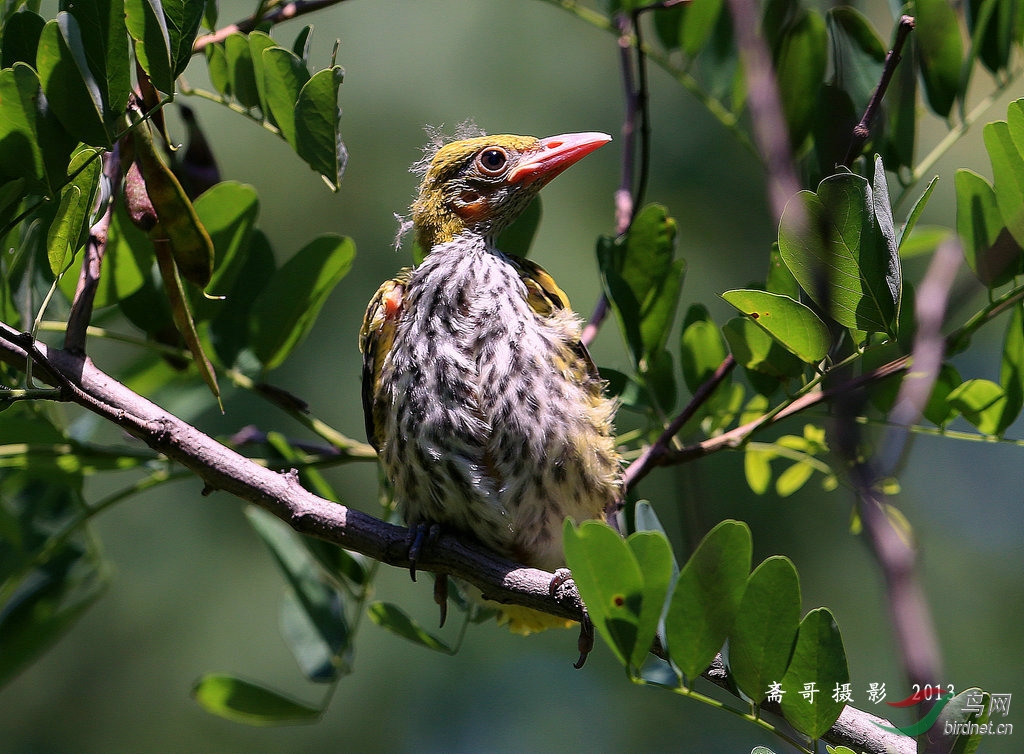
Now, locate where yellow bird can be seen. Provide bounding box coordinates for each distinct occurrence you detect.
[360,131,622,633]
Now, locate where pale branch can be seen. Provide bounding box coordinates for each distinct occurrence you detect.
[843,15,916,167]
[191,0,352,54]
[835,240,961,731]
[725,0,804,229]
[0,321,911,754]
[65,149,120,354]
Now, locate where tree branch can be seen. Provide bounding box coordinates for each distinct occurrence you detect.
[65,148,120,355]
[0,321,911,753]
[191,0,352,54]
[843,15,916,167]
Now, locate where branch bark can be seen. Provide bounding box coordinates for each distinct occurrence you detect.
[0,321,911,754]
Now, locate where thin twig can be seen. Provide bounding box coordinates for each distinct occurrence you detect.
[843,16,916,168]
[65,148,120,354]
[191,0,351,54]
[623,354,736,491]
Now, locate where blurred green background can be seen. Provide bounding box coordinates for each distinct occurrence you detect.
[4,0,1023,751]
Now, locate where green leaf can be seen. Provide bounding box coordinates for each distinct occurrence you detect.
[598,204,683,366]
[932,688,990,753]
[899,176,939,250]
[245,507,349,683]
[680,0,725,57]
[664,520,751,679]
[767,242,800,298]
[60,201,150,307]
[64,0,131,124]
[46,148,102,275]
[162,0,204,77]
[0,466,111,688]
[295,65,347,189]
[779,607,849,739]
[914,0,963,117]
[250,234,355,370]
[205,42,229,96]
[497,196,541,258]
[729,556,801,704]
[985,112,1024,250]
[367,601,453,653]
[36,16,111,147]
[207,229,275,368]
[625,530,674,670]
[969,0,1016,74]
[2,10,47,68]
[680,306,729,392]
[946,378,1008,435]
[826,8,886,116]
[776,459,815,497]
[248,32,279,127]
[778,172,899,335]
[744,446,773,494]
[262,45,310,149]
[194,181,260,301]
[563,519,645,670]
[998,302,1024,434]
[955,168,1023,286]
[224,32,260,109]
[722,316,804,380]
[124,0,174,93]
[192,674,322,725]
[772,8,827,148]
[722,290,829,363]
[0,65,46,189]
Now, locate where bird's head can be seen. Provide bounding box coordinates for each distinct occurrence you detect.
[411,131,611,251]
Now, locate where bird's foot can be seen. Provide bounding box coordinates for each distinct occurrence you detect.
[406,522,441,581]
[434,573,449,628]
[548,568,594,669]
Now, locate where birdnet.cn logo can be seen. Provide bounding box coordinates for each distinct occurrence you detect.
[871,685,1014,739]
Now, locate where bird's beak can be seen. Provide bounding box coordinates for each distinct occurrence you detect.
[508,132,612,184]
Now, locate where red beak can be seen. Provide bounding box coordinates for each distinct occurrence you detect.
[508,132,612,184]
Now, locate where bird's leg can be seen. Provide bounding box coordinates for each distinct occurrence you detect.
[433,573,449,628]
[406,522,442,581]
[574,613,595,669]
[549,568,594,668]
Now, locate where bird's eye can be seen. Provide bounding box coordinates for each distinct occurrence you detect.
[476,147,509,175]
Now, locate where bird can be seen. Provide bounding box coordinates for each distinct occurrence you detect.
[359,130,622,635]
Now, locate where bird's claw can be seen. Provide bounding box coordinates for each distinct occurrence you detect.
[433,573,449,628]
[406,523,441,581]
[574,613,595,669]
[548,568,594,668]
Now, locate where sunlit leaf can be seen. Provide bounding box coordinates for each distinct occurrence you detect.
[955,168,1023,286]
[124,0,174,93]
[192,674,322,725]
[224,32,260,109]
[722,289,829,363]
[947,378,1008,435]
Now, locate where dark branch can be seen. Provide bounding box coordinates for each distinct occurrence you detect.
[623,354,737,492]
[843,16,917,167]
[0,322,912,754]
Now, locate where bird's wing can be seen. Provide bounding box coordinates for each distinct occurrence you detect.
[507,255,602,382]
[359,269,411,450]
